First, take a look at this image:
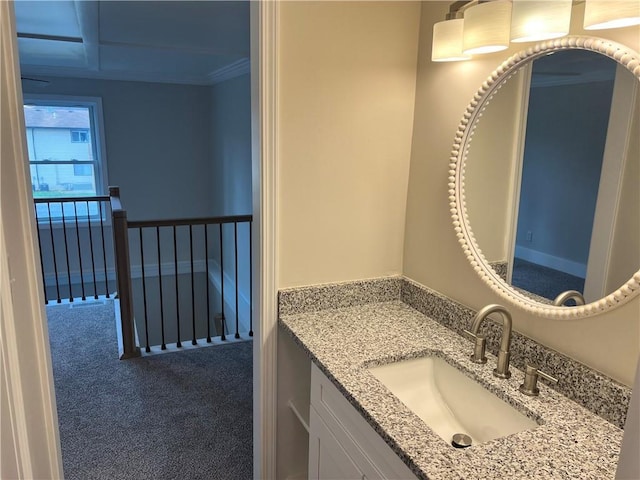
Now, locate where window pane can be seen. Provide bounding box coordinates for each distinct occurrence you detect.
[24,105,94,162]
[34,200,101,222]
[30,163,97,198]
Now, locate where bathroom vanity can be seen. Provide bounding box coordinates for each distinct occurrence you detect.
[279,286,624,479]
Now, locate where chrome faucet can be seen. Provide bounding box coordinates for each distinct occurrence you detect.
[553,290,585,306]
[466,304,513,379]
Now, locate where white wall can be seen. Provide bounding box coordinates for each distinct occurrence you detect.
[403,1,640,386]
[277,1,421,288]
[210,73,253,216]
[209,73,253,329]
[23,77,214,220]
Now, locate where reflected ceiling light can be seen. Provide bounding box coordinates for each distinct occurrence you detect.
[584,0,640,30]
[511,0,572,42]
[463,0,512,55]
[432,19,472,62]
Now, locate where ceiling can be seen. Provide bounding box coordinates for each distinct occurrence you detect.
[530,49,618,88]
[15,0,250,86]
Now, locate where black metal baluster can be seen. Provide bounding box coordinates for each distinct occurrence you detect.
[219,223,226,341]
[204,224,211,343]
[157,226,166,350]
[234,222,239,339]
[73,202,86,300]
[47,203,61,303]
[139,228,150,353]
[189,225,198,345]
[249,221,253,337]
[98,201,110,298]
[86,201,99,299]
[34,205,48,304]
[190,225,196,345]
[60,203,73,302]
[173,226,181,348]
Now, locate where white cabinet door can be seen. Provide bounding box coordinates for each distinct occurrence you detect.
[309,406,366,480]
[309,364,416,480]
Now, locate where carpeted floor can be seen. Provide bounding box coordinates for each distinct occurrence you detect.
[47,300,253,480]
[512,258,585,301]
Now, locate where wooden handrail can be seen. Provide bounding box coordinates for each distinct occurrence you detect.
[34,195,110,204]
[128,214,252,229]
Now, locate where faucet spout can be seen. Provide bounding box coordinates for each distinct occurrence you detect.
[469,304,512,379]
[553,290,585,306]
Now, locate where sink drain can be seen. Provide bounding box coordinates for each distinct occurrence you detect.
[451,433,472,448]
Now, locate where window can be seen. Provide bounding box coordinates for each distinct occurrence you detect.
[24,95,108,221]
[73,164,93,176]
[70,129,90,143]
[24,95,107,199]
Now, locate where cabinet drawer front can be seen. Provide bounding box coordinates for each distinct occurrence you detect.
[310,364,416,480]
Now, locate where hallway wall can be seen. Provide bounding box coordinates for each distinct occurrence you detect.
[23,77,214,220]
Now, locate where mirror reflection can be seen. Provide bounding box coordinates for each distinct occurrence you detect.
[465,49,639,304]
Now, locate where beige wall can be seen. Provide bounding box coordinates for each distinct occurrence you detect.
[404,1,640,386]
[277,1,421,288]
[463,66,527,263]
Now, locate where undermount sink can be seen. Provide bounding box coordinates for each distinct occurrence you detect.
[368,356,539,446]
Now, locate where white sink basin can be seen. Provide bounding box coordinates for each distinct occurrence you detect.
[368,356,538,446]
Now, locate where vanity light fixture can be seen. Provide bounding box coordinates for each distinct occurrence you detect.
[432,2,472,62]
[510,0,572,42]
[463,0,512,55]
[583,0,640,30]
[432,18,472,61]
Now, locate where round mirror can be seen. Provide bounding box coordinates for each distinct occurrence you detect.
[450,37,640,319]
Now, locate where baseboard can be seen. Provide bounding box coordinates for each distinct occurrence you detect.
[207,258,251,335]
[514,246,586,278]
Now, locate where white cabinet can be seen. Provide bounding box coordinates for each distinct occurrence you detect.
[308,364,417,480]
[309,407,368,480]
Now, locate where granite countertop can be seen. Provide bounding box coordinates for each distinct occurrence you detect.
[279,300,623,480]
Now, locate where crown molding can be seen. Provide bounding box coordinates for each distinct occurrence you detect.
[207,58,250,85]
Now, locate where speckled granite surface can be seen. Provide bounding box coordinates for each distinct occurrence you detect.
[280,300,624,480]
[278,276,401,316]
[488,261,508,282]
[399,278,631,429]
[278,276,631,428]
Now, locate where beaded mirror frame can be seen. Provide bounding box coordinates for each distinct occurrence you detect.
[449,36,640,319]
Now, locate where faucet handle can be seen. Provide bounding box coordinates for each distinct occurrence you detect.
[463,330,487,364]
[518,364,558,396]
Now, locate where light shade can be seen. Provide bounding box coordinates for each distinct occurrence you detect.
[511,0,572,42]
[584,0,640,30]
[432,19,471,62]
[463,1,512,55]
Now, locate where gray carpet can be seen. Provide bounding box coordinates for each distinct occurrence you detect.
[47,300,253,480]
[512,258,585,301]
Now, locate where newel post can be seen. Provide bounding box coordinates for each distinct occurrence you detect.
[109,186,140,359]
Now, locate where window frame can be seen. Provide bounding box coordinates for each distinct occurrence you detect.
[23,94,110,225]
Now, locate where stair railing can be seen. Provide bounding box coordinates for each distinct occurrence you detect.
[33,194,113,303]
[109,186,252,358]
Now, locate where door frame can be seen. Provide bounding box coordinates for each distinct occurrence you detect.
[2,1,279,478]
[0,1,63,477]
[251,1,279,478]
[583,64,637,301]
